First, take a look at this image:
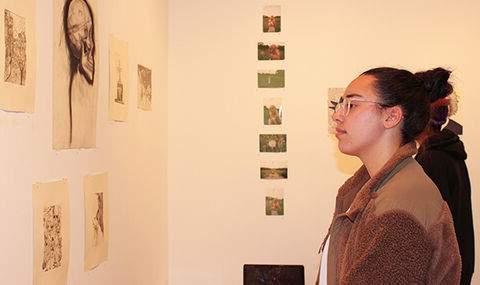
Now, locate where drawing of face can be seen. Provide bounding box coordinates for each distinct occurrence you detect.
[66,0,95,83]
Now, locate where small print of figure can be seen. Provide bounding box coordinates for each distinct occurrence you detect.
[265,188,284,216]
[137,64,152,110]
[258,42,285,61]
[4,9,27,86]
[115,59,124,104]
[42,205,62,272]
[92,192,104,246]
[262,5,281,33]
[263,98,283,125]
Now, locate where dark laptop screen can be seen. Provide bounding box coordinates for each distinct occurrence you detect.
[243,264,305,285]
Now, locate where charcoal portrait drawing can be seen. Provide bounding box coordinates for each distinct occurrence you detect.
[53,0,98,149]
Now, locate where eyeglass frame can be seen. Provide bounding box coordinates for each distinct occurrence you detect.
[333,95,389,117]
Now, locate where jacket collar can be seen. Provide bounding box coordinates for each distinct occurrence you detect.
[337,142,417,221]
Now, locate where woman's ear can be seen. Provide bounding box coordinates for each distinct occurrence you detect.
[383,106,403,129]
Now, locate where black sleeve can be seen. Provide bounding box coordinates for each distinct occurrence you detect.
[415,150,453,205]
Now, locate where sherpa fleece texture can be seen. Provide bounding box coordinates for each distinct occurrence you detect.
[322,143,461,285]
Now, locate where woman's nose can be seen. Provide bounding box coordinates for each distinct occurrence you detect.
[332,109,344,123]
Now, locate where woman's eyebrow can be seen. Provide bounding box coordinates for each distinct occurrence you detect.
[345,93,364,99]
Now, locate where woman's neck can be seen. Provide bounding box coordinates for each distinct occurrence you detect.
[360,137,401,178]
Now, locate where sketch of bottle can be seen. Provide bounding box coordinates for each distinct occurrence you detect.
[115,60,124,104]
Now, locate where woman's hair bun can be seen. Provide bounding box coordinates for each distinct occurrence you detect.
[414,68,453,102]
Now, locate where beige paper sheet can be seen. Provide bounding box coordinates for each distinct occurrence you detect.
[109,35,128,121]
[0,0,36,112]
[32,179,69,285]
[53,0,98,149]
[84,172,108,271]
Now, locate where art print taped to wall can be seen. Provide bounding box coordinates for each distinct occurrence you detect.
[258,42,285,61]
[259,134,286,153]
[260,160,287,179]
[258,70,284,88]
[266,187,284,216]
[328,88,344,134]
[53,0,98,149]
[84,172,108,271]
[109,35,128,121]
[0,1,36,112]
[137,64,152,110]
[262,5,281,33]
[263,98,283,126]
[33,179,69,285]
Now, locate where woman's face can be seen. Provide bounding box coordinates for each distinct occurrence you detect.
[333,75,385,157]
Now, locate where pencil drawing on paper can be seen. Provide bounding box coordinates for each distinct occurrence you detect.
[137,64,152,110]
[42,205,62,272]
[4,9,27,86]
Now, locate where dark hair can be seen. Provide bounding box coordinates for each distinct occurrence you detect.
[415,69,453,131]
[361,67,452,143]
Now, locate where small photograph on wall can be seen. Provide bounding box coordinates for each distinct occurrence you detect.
[137,64,152,111]
[84,172,109,271]
[260,160,287,179]
[263,98,283,126]
[0,1,36,113]
[33,179,70,285]
[266,187,284,216]
[258,70,284,88]
[328,88,344,134]
[259,134,286,153]
[262,5,281,33]
[258,42,285,60]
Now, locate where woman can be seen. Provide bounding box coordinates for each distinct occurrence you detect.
[317,67,461,284]
[415,69,474,285]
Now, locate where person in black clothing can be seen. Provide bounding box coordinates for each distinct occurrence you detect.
[415,68,475,285]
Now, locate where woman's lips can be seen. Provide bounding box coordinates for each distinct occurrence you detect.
[335,127,347,137]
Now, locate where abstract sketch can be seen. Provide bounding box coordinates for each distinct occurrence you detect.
[0,1,36,113]
[263,98,283,126]
[258,42,285,60]
[265,187,284,216]
[4,9,26,85]
[137,64,152,110]
[84,173,108,270]
[109,36,128,121]
[262,5,281,33]
[259,134,287,153]
[53,0,98,149]
[92,193,104,245]
[328,88,344,134]
[42,205,62,271]
[258,70,284,88]
[33,179,69,285]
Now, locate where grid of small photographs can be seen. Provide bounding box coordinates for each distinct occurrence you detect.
[258,4,286,216]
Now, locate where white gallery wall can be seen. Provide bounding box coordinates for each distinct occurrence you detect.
[168,0,480,284]
[0,0,168,284]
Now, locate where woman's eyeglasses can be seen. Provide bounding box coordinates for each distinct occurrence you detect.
[333,97,385,116]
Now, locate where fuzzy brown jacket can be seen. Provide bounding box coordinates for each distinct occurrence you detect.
[320,143,461,285]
